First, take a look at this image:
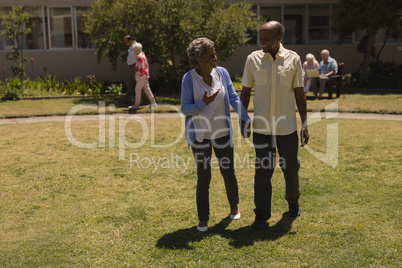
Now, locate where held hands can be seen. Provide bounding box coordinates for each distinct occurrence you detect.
[202,89,220,105]
[241,120,251,138]
[300,126,309,147]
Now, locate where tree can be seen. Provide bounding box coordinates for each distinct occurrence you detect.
[86,0,257,92]
[1,5,31,81]
[334,0,402,85]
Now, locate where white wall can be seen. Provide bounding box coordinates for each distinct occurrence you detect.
[1,49,128,82]
[1,43,401,82]
[220,43,402,76]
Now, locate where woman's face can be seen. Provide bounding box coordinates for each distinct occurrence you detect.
[198,47,218,69]
[307,58,314,65]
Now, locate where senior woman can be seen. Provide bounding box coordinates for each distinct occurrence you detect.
[128,42,157,109]
[181,37,250,232]
[302,53,319,94]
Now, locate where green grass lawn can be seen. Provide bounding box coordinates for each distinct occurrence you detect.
[0,95,181,118]
[0,117,401,267]
[0,89,401,118]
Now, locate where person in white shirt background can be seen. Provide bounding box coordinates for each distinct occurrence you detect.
[118,35,137,105]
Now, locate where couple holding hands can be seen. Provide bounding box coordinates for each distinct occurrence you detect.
[181,21,309,231]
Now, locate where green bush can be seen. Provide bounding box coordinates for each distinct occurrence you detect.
[343,73,359,88]
[0,79,23,100]
[344,61,402,89]
[106,83,123,95]
[367,61,402,88]
[0,75,126,100]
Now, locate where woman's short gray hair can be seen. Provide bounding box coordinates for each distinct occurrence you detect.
[187,38,215,68]
[133,42,143,51]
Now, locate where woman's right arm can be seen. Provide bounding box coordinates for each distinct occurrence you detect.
[180,72,208,116]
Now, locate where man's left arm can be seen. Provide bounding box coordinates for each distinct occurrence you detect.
[325,60,338,77]
[293,57,309,146]
[295,87,309,146]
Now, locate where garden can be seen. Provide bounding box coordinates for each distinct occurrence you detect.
[0,1,401,267]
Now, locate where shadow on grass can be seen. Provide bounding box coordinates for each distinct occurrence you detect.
[306,95,342,101]
[156,212,296,249]
[305,88,401,100]
[343,88,401,95]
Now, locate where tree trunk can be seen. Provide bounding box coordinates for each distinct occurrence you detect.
[376,27,391,62]
[358,32,375,85]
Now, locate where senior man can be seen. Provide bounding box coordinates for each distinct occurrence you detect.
[240,21,309,230]
[117,35,137,105]
[314,49,338,99]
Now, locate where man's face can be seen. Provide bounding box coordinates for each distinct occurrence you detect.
[259,29,281,54]
[321,53,329,62]
[124,39,133,47]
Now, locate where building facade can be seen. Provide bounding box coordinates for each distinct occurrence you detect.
[0,0,401,81]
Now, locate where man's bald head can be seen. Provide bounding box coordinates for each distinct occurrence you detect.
[124,35,134,47]
[260,21,285,39]
[321,49,330,56]
[259,21,285,55]
[321,49,330,62]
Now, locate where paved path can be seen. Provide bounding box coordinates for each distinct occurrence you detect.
[0,112,401,126]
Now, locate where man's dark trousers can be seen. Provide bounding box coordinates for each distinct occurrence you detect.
[253,131,300,220]
[120,64,136,104]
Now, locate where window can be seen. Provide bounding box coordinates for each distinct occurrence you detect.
[0,6,16,50]
[75,6,93,49]
[245,5,257,45]
[0,5,95,50]
[260,6,282,24]
[308,6,330,44]
[23,6,45,49]
[48,7,73,48]
[283,6,306,45]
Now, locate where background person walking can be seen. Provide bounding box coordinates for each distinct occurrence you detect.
[129,42,157,109]
[118,35,137,105]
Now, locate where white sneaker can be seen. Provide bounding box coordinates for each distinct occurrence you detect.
[230,211,241,220]
[196,224,208,232]
[230,206,241,220]
[128,105,140,109]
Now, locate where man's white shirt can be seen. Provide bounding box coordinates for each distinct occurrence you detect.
[127,41,137,66]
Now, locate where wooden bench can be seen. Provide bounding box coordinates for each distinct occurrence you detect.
[326,63,345,99]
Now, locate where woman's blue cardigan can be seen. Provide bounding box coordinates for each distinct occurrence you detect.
[181,66,251,147]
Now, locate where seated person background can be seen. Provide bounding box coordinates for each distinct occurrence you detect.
[315,49,338,100]
[302,53,319,94]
